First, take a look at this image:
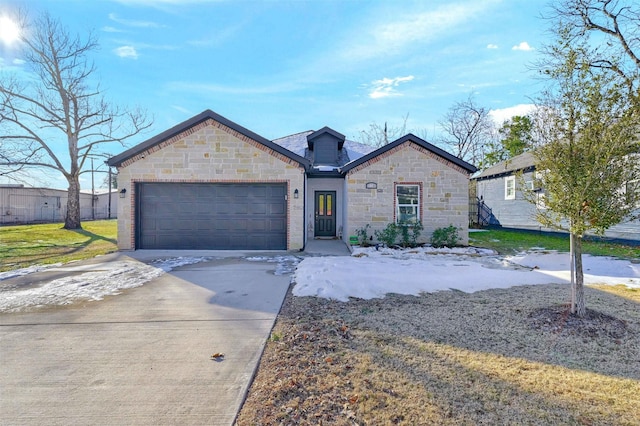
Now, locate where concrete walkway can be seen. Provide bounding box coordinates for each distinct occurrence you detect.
[0,253,291,425]
[302,238,351,256]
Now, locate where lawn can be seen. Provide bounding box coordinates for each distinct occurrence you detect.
[237,229,640,425]
[469,228,640,259]
[238,284,640,425]
[0,220,118,272]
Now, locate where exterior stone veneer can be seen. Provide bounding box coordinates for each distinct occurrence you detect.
[345,142,470,245]
[116,120,305,250]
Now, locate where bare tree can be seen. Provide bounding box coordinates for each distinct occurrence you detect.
[437,94,495,165]
[358,113,409,148]
[0,12,151,229]
[548,0,640,92]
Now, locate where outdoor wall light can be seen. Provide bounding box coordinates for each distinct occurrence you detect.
[294,189,299,199]
[119,188,127,198]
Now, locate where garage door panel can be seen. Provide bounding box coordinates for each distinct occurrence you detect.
[248,202,266,214]
[137,183,287,250]
[268,218,286,232]
[248,186,266,197]
[269,203,285,215]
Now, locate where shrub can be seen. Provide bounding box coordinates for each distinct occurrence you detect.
[355,224,372,247]
[411,221,424,247]
[374,223,399,247]
[430,225,459,248]
[399,221,423,247]
[399,225,411,248]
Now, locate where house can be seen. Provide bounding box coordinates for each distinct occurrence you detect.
[0,185,117,225]
[107,109,477,251]
[472,151,640,242]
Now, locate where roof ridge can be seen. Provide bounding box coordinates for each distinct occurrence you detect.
[272,130,314,141]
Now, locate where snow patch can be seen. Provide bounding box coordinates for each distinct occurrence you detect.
[245,255,302,276]
[0,264,62,281]
[0,256,211,312]
[292,247,640,301]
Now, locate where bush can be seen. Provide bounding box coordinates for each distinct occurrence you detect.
[355,224,372,247]
[430,225,459,248]
[374,223,399,247]
[398,221,423,248]
[412,221,424,246]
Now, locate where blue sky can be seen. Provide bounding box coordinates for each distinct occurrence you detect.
[0,0,548,189]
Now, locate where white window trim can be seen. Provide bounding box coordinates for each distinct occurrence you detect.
[536,192,547,210]
[396,184,421,224]
[625,179,640,208]
[505,176,516,200]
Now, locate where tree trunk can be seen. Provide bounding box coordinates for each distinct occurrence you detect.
[64,176,82,229]
[572,233,586,317]
[570,230,575,314]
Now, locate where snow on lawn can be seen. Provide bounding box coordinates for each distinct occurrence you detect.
[0,256,210,312]
[0,263,63,281]
[2,247,638,311]
[292,246,640,301]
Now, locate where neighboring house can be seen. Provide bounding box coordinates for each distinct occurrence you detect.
[0,185,117,225]
[472,152,640,242]
[107,109,477,251]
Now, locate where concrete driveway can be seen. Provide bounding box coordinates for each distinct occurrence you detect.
[0,251,292,425]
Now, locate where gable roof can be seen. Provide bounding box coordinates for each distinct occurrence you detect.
[272,131,375,161]
[341,133,477,174]
[307,126,346,150]
[472,151,536,181]
[107,109,310,168]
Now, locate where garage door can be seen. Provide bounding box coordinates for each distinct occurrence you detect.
[136,183,287,250]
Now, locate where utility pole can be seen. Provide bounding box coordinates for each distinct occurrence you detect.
[107,167,112,219]
[91,157,95,220]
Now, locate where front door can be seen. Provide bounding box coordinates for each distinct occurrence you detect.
[314,191,336,237]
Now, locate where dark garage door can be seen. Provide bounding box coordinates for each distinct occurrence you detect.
[136,183,287,250]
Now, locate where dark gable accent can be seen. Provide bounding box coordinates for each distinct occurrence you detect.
[307,127,345,166]
[341,133,477,174]
[107,109,310,168]
[307,127,345,150]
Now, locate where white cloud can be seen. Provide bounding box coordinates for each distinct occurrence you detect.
[0,57,25,70]
[339,1,499,64]
[369,75,415,99]
[102,26,125,33]
[108,13,165,28]
[489,103,536,124]
[114,0,220,4]
[171,105,193,115]
[166,80,302,96]
[114,45,139,59]
[487,43,498,49]
[512,41,533,51]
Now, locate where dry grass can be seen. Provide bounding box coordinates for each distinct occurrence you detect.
[236,283,640,425]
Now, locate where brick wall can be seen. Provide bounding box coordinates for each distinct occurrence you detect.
[346,142,470,245]
[116,120,305,250]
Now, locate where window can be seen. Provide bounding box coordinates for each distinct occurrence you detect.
[396,184,420,224]
[505,176,516,200]
[625,179,640,208]
[536,192,547,210]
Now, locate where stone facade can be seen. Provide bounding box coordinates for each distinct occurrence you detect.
[345,141,470,245]
[116,118,305,250]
